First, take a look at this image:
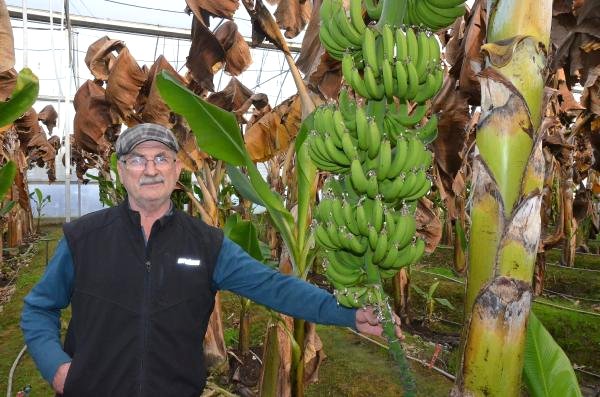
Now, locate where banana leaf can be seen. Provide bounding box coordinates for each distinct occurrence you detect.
[0,161,17,200]
[224,214,264,262]
[156,70,298,266]
[523,312,582,397]
[226,164,264,206]
[0,68,39,127]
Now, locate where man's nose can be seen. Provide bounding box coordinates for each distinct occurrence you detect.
[143,159,159,174]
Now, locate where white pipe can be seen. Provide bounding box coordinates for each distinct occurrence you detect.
[22,0,27,67]
[6,345,27,397]
[64,0,71,222]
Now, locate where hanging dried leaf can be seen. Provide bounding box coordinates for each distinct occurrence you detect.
[105,47,147,123]
[38,105,58,134]
[73,80,119,155]
[416,198,443,252]
[13,107,41,148]
[551,0,600,88]
[139,56,184,127]
[242,0,291,54]
[214,21,252,76]
[207,77,253,112]
[84,36,125,82]
[274,0,312,39]
[185,0,239,20]
[432,76,472,194]
[450,0,486,105]
[0,0,14,73]
[296,0,323,77]
[245,94,302,162]
[581,77,600,116]
[187,17,225,92]
[0,67,16,101]
[172,114,207,172]
[556,68,586,116]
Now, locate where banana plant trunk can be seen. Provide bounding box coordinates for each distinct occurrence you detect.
[561,148,576,267]
[452,1,552,395]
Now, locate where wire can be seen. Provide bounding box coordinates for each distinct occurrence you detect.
[103,0,186,14]
[533,300,600,318]
[543,288,600,303]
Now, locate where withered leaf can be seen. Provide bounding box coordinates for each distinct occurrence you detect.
[214,21,252,76]
[38,105,58,134]
[416,198,443,252]
[185,0,239,20]
[207,77,253,112]
[105,47,147,123]
[0,0,14,72]
[73,80,119,155]
[187,17,225,92]
[140,56,184,127]
[274,0,312,39]
[242,0,291,54]
[84,36,124,81]
[0,67,16,101]
[244,94,302,162]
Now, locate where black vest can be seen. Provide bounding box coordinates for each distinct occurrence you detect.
[62,201,223,397]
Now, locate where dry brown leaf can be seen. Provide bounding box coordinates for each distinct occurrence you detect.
[185,0,239,20]
[214,21,253,76]
[187,17,225,92]
[296,0,323,76]
[0,67,16,101]
[73,80,119,155]
[207,77,254,114]
[416,198,443,253]
[432,76,471,194]
[105,47,147,123]
[302,322,325,385]
[140,56,184,127]
[274,0,312,39]
[245,94,302,162]
[172,115,207,172]
[242,0,291,54]
[0,0,14,72]
[38,105,58,134]
[84,36,125,81]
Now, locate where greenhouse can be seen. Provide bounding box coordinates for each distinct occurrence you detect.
[1,0,599,396]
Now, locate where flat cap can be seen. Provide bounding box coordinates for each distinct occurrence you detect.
[115,123,179,158]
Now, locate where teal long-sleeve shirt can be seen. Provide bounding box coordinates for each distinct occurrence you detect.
[21,237,357,383]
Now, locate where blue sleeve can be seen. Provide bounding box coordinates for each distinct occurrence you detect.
[21,237,74,383]
[213,237,356,328]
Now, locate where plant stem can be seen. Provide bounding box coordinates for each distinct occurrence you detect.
[376,288,416,397]
[375,0,408,30]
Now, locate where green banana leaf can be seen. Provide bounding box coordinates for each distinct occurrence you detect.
[0,201,16,216]
[156,71,297,267]
[523,312,582,397]
[224,213,264,262]
[156,71,246,166]
[0,68,39,127]
[294,111,317,274]
[0,161,17,200]
[225,164,264,206]
[454,221,468,252]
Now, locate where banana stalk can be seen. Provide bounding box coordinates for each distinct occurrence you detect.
[452,1,552,395]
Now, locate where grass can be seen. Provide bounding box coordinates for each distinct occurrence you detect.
[2,226,599,396]
[0,225,63,396]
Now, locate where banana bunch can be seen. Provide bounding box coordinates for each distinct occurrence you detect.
[405,0,466,31]
[319,0,367,61]
[341,24,443,104]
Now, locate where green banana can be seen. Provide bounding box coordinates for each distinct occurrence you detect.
[341,131,359,160]
[382,58,395,101]
[367,225,379,250]
[373,230,389,263]
[404,176,432,201]
[315,223,337,250]
[406,27,418,63]
[404,60,419,100]
[366,171,379,199]
[362,28,379,76]
[376,139,392,180]
[364,0,383,20]
[380,175,405,203]
[397,171,417,199]
[415,30,430,83]
[403,136,426,171]
[371,196,384,232]
[330,197,346,228]
[380,242,400,269]
[324,133,351,166]
[364,65,385,100]
[387,136,409,178]
[366,118,381,159]
[395,27,408,63]
[338,87,358,132]
[351,67,370,98]
[415,114,438,144]
[342,200,361,235]
[356,200,370,236]
[319,24,345,60]
[413,72,438,104]
[382,24,395,60]
[427,0,465,8]
[333,4,363,48]
[342,52,355,86]
[332,109,349,143]
[394,61,408,100]
[349,0,367,35]
[355,105,369,150]
[326,16,355,51]
[410,238,426,265]
[347,233,369,255]
[395,102,428,127]
[350,159,369,193]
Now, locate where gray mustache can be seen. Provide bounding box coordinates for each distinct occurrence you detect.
[139,175,165,185]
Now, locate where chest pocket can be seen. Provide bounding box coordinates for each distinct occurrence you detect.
[152,250,213,313]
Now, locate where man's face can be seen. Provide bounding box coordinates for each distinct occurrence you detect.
[117,140,181,211]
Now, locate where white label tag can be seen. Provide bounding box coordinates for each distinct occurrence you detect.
[177,257,201,267]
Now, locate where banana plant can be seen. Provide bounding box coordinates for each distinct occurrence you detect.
[452,1,582,395]
[29,188,51,234]
[0,68,39,127]
[411,280,455,324]
[156,70,319,396]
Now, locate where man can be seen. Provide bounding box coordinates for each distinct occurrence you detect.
[21,123,402,396]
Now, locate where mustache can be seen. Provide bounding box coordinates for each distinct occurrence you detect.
[139,175,165,186]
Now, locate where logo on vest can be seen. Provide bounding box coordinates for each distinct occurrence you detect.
[177,257,201,267]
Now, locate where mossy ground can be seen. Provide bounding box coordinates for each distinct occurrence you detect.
[1,226,599,396]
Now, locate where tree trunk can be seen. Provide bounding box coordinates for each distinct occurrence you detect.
[452,0,552,395]
[561,143,576,267]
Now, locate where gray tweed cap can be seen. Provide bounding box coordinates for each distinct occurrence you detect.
[115,123,179,158]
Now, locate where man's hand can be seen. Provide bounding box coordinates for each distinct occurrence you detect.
[52,362,71,394]
[355,306,403,339]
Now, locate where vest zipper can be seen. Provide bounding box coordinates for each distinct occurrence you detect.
[139,258,151,396]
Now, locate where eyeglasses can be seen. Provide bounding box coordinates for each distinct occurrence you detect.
[120,154,176,171]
